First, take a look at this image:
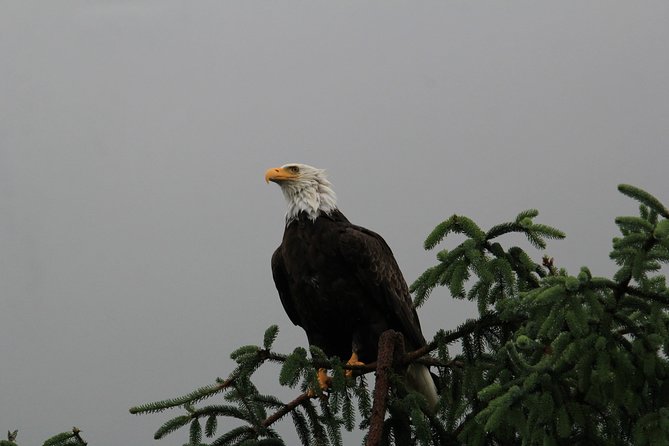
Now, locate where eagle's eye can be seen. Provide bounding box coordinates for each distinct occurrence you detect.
[288,165,300,174]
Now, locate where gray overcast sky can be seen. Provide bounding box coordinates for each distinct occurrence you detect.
[1,2,668,445]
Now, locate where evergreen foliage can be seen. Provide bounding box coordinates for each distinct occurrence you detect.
[1,428,88,446]
[0,430,18,446]
[8,185,667,445]
[43,428,88,446]
[126,184,667,445]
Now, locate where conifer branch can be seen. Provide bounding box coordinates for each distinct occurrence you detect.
[43,428,87,446]
[129,184,668,445]
[618,184,669,219]
[612,237,660,301]
[402,313,523,366]
[130,378,235,415]
[260,392,311,429]
[590,278,669,304]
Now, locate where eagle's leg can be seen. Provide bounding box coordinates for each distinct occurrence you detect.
[317,368,330,389]
[345,351,365,378]
[307,368,331,397]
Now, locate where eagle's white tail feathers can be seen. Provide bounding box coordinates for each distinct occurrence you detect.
[407,363,439,410]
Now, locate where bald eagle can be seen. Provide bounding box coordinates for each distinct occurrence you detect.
[265,163,438,408]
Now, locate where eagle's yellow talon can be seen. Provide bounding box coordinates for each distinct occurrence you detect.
[308,368,331,397]
[345,352,365,378]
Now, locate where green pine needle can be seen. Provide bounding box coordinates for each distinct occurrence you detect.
[189,418,202,445]
[205,415,218,438]
[263,325,280,350]
[211,426,255,446]
[424,215,486,249]
[618,184,669,219]
[530,223,566,240]
[654,219,669,240]
[279,348,307,388]
[486,222,522,240]
[516,209,540,223]
[154,415,191,440]
[424,216,457,250]
[230,345,261,362]
[43,432,78,446]
[291,408,311,446]
[615,216,655,232]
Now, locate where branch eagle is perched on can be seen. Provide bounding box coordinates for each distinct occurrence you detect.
[265,163,438,408]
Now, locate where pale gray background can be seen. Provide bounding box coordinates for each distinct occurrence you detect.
[1,2,667,445]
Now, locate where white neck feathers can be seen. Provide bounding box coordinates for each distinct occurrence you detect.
[281,175,337,224]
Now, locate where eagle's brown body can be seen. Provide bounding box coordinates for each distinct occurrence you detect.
[271,209,426,363]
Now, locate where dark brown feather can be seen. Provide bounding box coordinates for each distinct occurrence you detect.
[271,209,427,363]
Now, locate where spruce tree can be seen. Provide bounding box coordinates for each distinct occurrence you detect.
[128,184,669,445]
[9,184,667,445]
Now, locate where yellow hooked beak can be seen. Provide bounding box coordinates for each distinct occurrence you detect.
[265,166,299,183]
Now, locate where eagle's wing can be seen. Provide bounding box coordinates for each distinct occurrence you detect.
[339,225,427,349]
[271,246,300,326]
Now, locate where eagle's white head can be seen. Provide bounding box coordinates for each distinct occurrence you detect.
[265,163,338,223]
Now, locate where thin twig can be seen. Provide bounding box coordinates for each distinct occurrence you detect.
[414,357,464,368]
[261,393,311,429]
